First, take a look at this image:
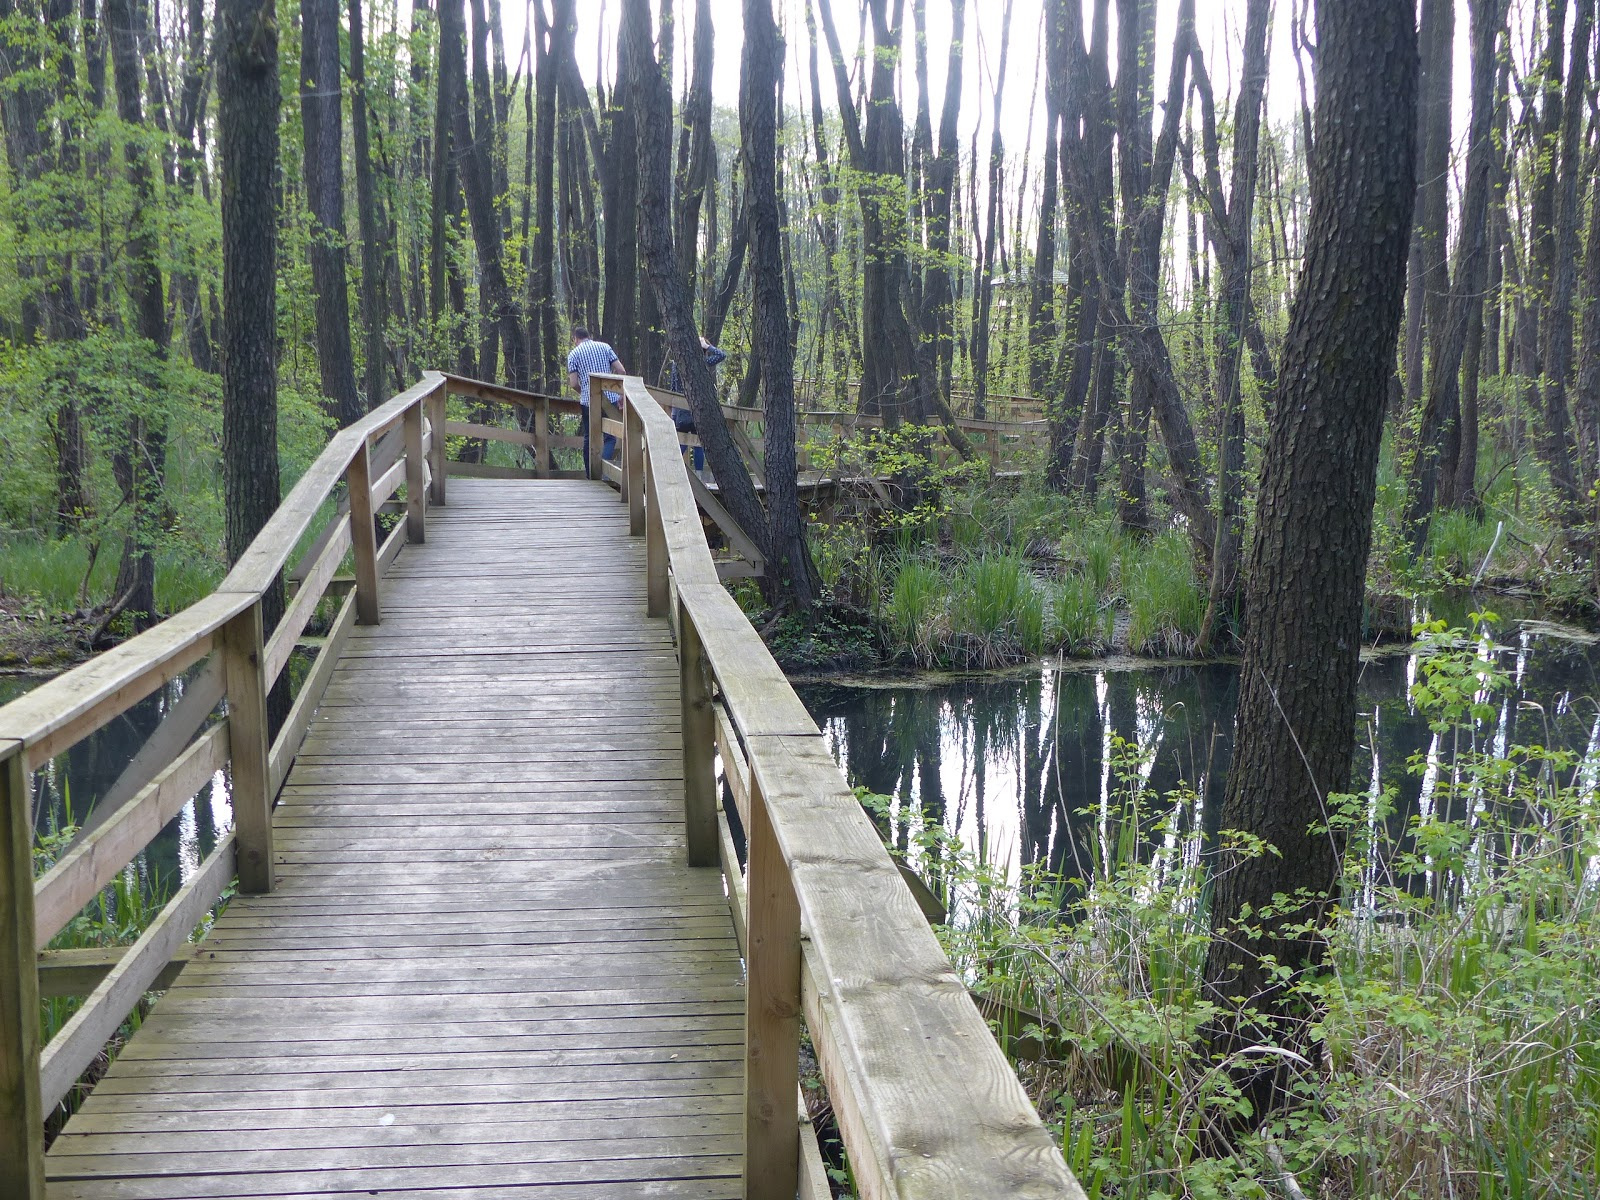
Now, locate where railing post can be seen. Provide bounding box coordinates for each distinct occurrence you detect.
[426,384,447,506]
[534,394,550,479]
[403,401,426,544]
[679,608,718,868]
[626,403,645,537]
[586,392,603,483]
[645,453,668,617]
[0,741,44,1199]
[220,601,274,894]
[346,440,381,626]
[744,768,802,1200]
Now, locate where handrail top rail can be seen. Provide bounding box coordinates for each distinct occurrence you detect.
[644,385,1049,434]
[620,375,1082,1198]
[439,372,583,414]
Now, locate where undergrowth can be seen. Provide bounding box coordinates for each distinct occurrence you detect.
[856,617,1600,1198]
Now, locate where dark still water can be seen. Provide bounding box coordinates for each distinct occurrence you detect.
[795,622,1600,887]
[1,672,231,899]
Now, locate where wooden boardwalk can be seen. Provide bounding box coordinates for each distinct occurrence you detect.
[44,480,747,1199]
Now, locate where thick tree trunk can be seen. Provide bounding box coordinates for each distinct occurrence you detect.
[1194,0,1269,651]
[1403,0,1506,546]
[1202,0,1416,1120]
[625,0,770,574]
[300,0,362,426]
[350,0,386,408]
[107,0,168,628]
[601,19,640,369]
[674,0,714,302]
[969,0,1013,421]
[741,0,815,610]
[218,0,287,718]
[530,0,559,391]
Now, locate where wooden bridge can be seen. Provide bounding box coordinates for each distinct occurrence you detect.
[0,373,1080,1199]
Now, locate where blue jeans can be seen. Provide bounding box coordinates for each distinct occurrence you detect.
[575,405,616,479]
[671,409,704,472]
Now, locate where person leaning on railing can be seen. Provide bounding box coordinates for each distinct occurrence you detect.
[666,336,726,474]
[567,327,625,478]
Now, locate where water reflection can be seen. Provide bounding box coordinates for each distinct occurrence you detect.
[1,672,232,902]
[798,625,1600,904]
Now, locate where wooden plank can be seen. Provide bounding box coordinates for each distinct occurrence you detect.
[345,441,380,626]
[687,471,765,574]
[404,401,427,543]
[0,742,43,1199]
[678,607,717,868]
[448,460,540,480]
[39,835,236,1112]
[426,386,447,505]
[85,657,224,835]
[444,420,535,447]
[262,515,351,686]
[368,455,407,511]
[750,735,1082,1199]
[267,588,358,796]
[33,723,229,946]
[0,591,247,762]
[220,604,273,894]
[376,511,407,573]
[743,770,800,1200]
[37,947,195,999]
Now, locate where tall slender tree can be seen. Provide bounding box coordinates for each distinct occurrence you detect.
[1203,0,1417,1119]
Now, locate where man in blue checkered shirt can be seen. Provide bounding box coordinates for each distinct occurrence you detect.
[566,328,625,478]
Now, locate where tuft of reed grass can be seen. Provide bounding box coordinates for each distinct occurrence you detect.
[950,553,1046,668]
[1048,573,1105,656]
[1122,532,1206,656]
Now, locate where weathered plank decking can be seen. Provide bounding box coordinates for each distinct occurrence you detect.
[45,479,747,1199]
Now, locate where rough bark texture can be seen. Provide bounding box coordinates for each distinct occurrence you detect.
[217,0,287,714]
[530,0,559,390]
[1194,0,1269,650]
[107,0,168,628]
[741,0,815,609]
[625,0,769,573]
[350,0,386,408]
[1202,0,1417,1115]
[1404,0,1506,545]
[300,0,362,426]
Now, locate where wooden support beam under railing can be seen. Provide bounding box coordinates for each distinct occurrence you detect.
[0,740,43,1200]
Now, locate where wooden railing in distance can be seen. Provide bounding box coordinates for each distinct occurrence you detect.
[621,376,1084,1200]
[0,371,449,1199]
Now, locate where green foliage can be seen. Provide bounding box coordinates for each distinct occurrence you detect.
[873,618,1600,1198]
[1122,532,1206,656]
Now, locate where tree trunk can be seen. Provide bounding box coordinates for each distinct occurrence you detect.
[217,0,287,718]
[1194,0,1270,652]
[350,0,386,407]
[1403,0,1506,547]
[969,0,1014,422]
[741,0,815,610]
[625,0,771,576]
[1202,0,1416,1121]
[107,0,168,628]
[300,0,362,426]
[530,0,559,391]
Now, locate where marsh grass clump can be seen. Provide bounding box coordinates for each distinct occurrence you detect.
[898,620,1600,1199]
[1122,532,1206,656]
[1048,572,1106,655]
[950,553,1046,668]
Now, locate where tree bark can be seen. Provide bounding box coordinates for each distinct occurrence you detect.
[1202,0,1417,1120]
[218,0,287,717]
[625,0,772,581]
[741,0,816,610]
[300,0,362,426]
[529,0,559,391]
[350,0,386,408]
[969,0,1014,422]
[1194,0,1270,651]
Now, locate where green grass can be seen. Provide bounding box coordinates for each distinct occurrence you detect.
[1049,572,1106,655]
[0,532,223,615]
[950,553,1046,668]
[1122,532,1206,656]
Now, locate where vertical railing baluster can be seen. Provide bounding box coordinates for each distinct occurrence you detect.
[534,394,550,478]
[221,602,274,894]
[347,440,381,626]
[626,402,645,537]
[744,768,802,1200]
[404,400,426,544]
[426,384,447,506]
[645,452,668,618]
[679,608,717,868]
[586,386,604,482]
[0,741,44,1199]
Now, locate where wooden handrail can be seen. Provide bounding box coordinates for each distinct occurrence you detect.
[621,377,1081,1199]
[0,371,453,1197]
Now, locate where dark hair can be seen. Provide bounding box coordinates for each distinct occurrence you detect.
[573,327,590,340]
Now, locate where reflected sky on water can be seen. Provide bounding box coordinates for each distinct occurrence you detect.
[797,623,1600,894]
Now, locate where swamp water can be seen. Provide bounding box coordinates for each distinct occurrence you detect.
[2,672,232,905]
[795,618,1600,901]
